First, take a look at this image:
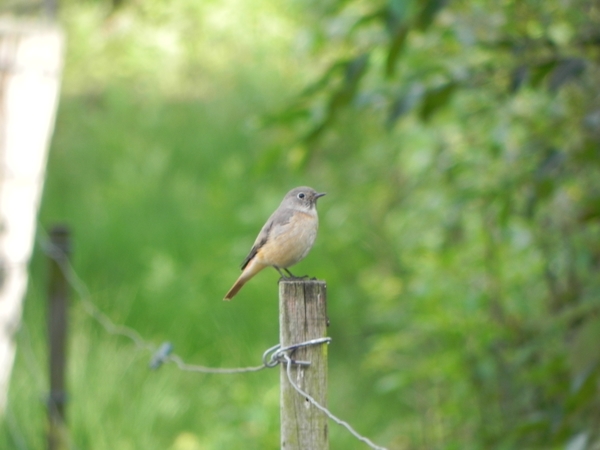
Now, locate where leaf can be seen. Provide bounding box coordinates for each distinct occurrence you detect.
[578,193,600,222]
[509,65,529,93]
[416,0,449,31]
[385,25,409,77]
[548,58,586,91]
[566,363,598,414]
[569,320,600,375]
[530,59,559,88]
[513,415,551,437]
[349,8,386,35]
[418,82,457,122]
[329,53,370,113]
[302,54,370,144]
[260,106,311,127]
[345,52,370,86]
[532,148,564,202]
[298,60,346,98]
[385,0,408,33]
[386,83,423,128]
[303,118,331,144]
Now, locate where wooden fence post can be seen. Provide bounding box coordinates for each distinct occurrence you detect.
[279,279,328,450]
[47,225,70,450]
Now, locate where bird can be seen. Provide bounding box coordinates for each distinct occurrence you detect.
[224,186,326,300]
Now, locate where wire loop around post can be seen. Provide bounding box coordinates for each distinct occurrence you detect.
[262,337,332,368]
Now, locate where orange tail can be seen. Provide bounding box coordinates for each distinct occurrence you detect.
[223,259,267,300]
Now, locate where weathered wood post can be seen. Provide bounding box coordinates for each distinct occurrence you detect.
[47,225,70,450]
[279,279,328,450]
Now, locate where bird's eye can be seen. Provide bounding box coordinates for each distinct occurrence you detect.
[297,192,305,199]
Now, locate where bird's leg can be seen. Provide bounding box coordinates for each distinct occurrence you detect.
[275,266,289,281]
[275,267,310,281]
[281,267,310,280]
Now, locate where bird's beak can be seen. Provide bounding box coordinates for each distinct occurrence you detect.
[315,192,326,199]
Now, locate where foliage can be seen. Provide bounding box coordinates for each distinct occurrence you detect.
[268,0,600,448]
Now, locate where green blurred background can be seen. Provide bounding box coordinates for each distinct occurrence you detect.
[2,0,600,449]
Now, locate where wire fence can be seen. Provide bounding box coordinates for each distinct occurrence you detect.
[36,230,388,450]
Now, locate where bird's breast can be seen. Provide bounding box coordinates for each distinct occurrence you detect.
[257,211,319,268]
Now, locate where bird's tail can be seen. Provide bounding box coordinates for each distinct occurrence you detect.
[223,259,267,300]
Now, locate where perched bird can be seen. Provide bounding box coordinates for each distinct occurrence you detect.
[224,186,326,300]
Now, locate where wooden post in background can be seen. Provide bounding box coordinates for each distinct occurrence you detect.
[0,19,64,414]
[47,225,70,450]
[279,279,328,450]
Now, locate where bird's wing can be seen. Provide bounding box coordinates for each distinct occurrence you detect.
[240,208,295,270]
